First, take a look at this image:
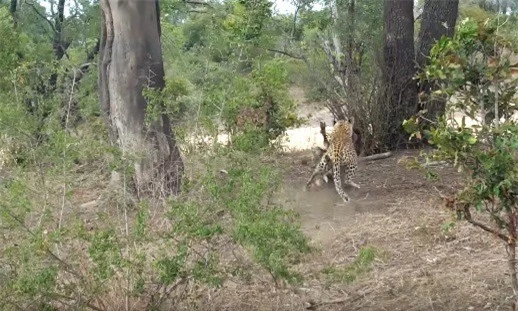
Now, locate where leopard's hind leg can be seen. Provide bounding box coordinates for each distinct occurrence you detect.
[332,163,350,202]
[343,163,360,189]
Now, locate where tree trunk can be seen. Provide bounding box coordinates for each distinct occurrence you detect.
[9,0,17,17]
[345,0,355,80]
[48,0,69,89]
[99,0,184,197]
[508,211,518,310]
[508,242,518,310]
[291,6,300,39]
[416,0,459,120]
[380,0,418,149]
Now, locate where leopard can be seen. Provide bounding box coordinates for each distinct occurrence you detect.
[315,120,361,184]
[305,117,360,203]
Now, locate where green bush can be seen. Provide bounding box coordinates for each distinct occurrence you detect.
[0,110,310,310]
[0,2,310,309]
[405,17,518,304]
[206,150,311,282]
[232,128,271,152]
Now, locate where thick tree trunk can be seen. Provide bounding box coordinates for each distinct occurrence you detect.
[380,0,418,149]
[99,0,184,197]
[416,0,459,120]
[9,0,17,16]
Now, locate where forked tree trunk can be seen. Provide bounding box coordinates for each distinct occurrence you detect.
[380,0,418,149]
[99,0,184,197]
[416,0,459,121]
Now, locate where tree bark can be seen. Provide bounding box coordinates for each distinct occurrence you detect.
[380,0,418,149]
[345,0,355,81]
[416,0,459,120]
[507,211,518,310]
[291,6,300,39]
[9,0,17,20]
[48,0,70,89]
[99,0,184,197]
[508,242,518,310]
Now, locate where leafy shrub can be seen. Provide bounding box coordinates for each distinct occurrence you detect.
[405,17,518,306]
[232,128,271,152]
[0,111,310,310]
[0,2,310,309]
[206,150,311,282]
[199,58,300,152]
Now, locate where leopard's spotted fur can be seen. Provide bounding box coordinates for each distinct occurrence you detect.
[306,118,359,202]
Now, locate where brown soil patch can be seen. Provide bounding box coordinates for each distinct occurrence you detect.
[189,149,512,311]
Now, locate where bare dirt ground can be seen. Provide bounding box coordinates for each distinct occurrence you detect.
[190,87,514,311]
[194,149,512,311]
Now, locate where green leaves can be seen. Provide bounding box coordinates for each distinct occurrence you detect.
[155,244,188,285]
[466,136,477,145]
[88,230,122,281]
[406,16,518,254]
[0,8,23,89]
[223,0,272,42]
[209,151,311,283]
[143,76,191,125]
[13,267,58,296]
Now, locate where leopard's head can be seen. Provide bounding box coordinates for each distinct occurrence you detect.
[333,117,354,136]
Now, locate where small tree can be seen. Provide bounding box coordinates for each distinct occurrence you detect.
[405,18,518,307]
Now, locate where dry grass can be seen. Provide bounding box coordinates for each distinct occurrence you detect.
[3,124,513,311]
[169,149,514,311]
[178,201,510,311]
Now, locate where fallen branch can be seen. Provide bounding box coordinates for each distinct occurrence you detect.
[423,160,448,167]
[267,48,306,60]
[305,288,374,310]
[312,147,392,163]
[359,151,393,162]
[184,0,211,6]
